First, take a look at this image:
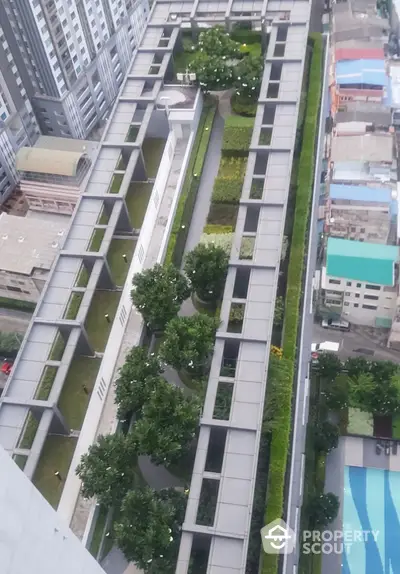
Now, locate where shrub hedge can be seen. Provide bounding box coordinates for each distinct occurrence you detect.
[165,101,216,266]
[231,93,258,117]
[261,33,322,574]
[212,177,243,203]
[0,297,36,312]
[222,115,254,156]
[207,203,239,227]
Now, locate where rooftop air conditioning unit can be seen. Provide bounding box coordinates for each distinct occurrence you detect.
[189,73,196,81]
[177,73,184,81]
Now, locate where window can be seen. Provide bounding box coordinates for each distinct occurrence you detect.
[329,279,340,285]
[345,291,350,296]
[355,293,360,298]
[356,283,361,288]
[344,302,349,306]
[365,284,380,291]
[346,281,352,286]
[364,294,379,301]
[362,304,377,310]
[354,303,359,308]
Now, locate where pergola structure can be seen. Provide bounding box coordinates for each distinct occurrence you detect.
[0,2,311,573]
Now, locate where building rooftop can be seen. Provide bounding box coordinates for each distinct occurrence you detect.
[335,109,391,126]
[335,47,385,61]
[0,446,105,574]
[335,59,387,87]
[326,237,399,285]
[329,183,394,203]
[16,148,88,177]
[0,213,67,275]
[331,134,393,163]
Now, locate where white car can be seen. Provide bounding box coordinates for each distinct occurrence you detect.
[321,318,350,332]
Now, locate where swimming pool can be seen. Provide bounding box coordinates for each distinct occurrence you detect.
[343,466,400,574]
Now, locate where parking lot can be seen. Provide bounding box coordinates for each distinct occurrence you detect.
[312,321,400,363]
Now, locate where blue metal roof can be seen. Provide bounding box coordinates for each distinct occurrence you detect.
[329,183,392,203]
[336,59,387,87]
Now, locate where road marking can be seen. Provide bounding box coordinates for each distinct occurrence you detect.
[299,453,306,498]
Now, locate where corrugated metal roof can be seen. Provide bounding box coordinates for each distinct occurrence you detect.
[335,109,391,125]
[16,147,87,177]
[335,47,384,61]
[336,59,387,87]
[326,237,398,285]
[329,183,393,203]
[331,134,393,163]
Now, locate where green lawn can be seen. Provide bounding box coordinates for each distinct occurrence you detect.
[174,50,196,74]
[89,506,109,558]
[125,182,152,228]
[88,228,105,251]
[142,138,166,179]
[108,173,124,194]
[85,290,121,351]
[107,238,137,285]
[18,412,39,449]
[58,356,101,429]
[33,435,77,509]
[64,292,83,320]
[35,366,58,400]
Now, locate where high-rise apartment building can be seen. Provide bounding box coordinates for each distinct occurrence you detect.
[0,0,149,203]
[0,24,40,200]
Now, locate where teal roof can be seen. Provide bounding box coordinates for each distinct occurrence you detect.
[326,238,399,286]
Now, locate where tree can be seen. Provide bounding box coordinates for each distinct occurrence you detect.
[344,357,370,379]
[189,54,234,92]
[160,314,219,375]
[114,487,187,574]
[184,243,228,303]
[307,492,340,529]
[315,352,342,381]
[370,360,399,384]
[196,26,240,58]
[115,347,163,419]
[76,433,138,506]
[0,331,23,354]
[131,264,190,331]
[349,372,376,412]
[314,421,339,453]
[233,55,263,101]
[322,374,349,411]
[350,372,400,415]
[133,380,201,466]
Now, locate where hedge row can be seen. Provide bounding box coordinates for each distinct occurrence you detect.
[212,177,243,203]
[165,101,217,267]
[0,297,36,313]
[261,33,323,574]
[222,115,254,156]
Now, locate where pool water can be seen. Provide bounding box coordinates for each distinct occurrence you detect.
[343,466,400,574]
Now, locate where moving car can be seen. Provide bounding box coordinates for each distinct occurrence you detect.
[321,318,350,332]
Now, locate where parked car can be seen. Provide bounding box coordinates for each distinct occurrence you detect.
[322,318,350,332]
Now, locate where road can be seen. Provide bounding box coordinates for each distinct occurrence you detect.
[312,322,400,363]
[0,307,32,334]
[282,33,329,574]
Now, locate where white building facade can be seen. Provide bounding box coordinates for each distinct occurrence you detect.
[0,0,149,140]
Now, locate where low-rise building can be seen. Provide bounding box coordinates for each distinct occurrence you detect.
[16,136,98,215]
[325,183,396,243]
[331,133,393,164]
[0,213,68,303]
[321,237,399,327]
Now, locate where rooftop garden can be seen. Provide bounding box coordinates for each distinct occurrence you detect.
[174,26,263,117]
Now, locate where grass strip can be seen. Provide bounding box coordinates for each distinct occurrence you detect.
[165,101,217,266]
[261,33,322,574]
